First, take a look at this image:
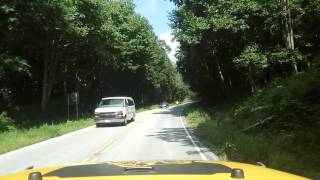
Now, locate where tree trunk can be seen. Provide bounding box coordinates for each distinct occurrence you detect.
[47,48,58,99]
[281,0,298,73]
[216,60,225,84]
[41,56,48,113]
[41,39,57,113]
[248,67,256,95]
[307,59,311,67]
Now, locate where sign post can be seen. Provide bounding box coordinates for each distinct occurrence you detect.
[67,92,80,119]
[67,95,70,120]
[75,93,78,119]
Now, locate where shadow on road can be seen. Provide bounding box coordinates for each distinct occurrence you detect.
[152,104,188,117]
[146,127,205,148]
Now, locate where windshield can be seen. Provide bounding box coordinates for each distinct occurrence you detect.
[99,99,124,107]
[0,0,318,179]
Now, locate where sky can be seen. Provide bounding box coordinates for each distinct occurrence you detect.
[133,0,179,63]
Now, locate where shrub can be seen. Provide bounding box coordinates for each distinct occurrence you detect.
[0,112,14,132]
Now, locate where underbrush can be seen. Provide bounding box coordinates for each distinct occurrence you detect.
[185,67,320,179]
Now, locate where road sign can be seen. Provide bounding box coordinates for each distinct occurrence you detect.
[69,92,79,105]
[67,92,80,119]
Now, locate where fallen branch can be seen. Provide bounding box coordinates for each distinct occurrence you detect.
[242,115,277,132]
[250,105,272,113]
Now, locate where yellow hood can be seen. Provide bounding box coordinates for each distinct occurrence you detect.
[0,161,309,180]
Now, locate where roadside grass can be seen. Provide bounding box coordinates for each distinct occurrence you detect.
[185,68,320,179]
[0,118,94,154]
[0,103,162,154]
[185,104,320,179]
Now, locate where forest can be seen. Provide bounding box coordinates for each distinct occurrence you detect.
[170,0,320,178]
[0,0,188,124]
[170,0,319,100]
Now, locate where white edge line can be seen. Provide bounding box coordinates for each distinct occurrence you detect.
[179,111,207,160]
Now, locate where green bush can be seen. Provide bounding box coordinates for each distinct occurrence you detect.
[0,112,14,132]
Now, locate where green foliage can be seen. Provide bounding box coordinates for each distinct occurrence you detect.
[186,101,320,179]
[0,55,30,76]
[170,0,320,178]
[0,0,189,115]
[0,112,14,132]
[186,105,274,163]
[238,67,320,122]
[0,55,30,107]
[269,49,304,64]
[170,0,318,100]
[234,45,268,69]
[185,64,320,178]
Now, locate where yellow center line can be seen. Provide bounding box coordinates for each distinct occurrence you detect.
[81,121,140,164]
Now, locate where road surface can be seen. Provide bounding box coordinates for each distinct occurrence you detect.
[0,104,218,175]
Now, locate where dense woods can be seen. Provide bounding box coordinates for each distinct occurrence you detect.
[0,0,188,122]
[170,0,320,178]
[170,0,319,101]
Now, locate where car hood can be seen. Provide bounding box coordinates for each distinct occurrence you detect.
[0,161,309,180]
[95,107,124,113]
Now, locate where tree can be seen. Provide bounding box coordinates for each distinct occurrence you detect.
[234,45,268,94]
[170,0,316,101]
[0,0,188,117]
[280,0,297,73]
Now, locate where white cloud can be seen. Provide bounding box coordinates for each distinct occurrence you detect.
[159,30,179,63]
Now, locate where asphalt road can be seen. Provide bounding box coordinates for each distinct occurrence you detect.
[0,103,218,175]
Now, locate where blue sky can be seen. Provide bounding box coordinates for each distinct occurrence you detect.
[133,0,174,36]
[132,0,178,62]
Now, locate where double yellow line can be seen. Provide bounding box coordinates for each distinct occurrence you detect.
[81,122,138,163]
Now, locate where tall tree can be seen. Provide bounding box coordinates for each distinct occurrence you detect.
[0,0,188,115]
[280,0,297,73]
[170,0,316,101]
